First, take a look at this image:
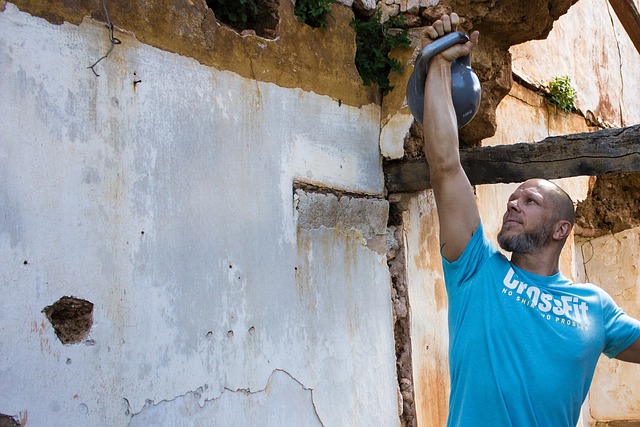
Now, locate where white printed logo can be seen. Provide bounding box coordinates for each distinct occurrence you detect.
[502,268,590,329]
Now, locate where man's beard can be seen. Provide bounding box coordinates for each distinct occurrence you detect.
[498,222,553,253]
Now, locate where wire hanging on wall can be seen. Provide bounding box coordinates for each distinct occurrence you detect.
[88,0,121,77]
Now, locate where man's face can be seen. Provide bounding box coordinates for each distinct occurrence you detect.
[497,180,556,253]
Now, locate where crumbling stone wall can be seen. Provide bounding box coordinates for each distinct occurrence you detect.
[387,203,416,426]
[575,173,640,238]
[379,0,577,148]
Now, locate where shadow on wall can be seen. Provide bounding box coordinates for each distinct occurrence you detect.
[206,0,280,38]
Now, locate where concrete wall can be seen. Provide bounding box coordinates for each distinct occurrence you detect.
[0,3,399,426]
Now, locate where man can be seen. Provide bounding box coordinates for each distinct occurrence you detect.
[421,12,640,426]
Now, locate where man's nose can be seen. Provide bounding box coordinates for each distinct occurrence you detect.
[508,199,520,211]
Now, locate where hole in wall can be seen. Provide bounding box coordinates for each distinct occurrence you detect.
[42,296,94,345]
[0,414,20,427]
[207,0,280,39]
[575,173,640,237]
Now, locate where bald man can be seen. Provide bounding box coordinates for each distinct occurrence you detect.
[421,12,640,427]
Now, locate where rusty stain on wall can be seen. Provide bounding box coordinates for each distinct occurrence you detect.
[416,357,448,426]
[30,319,59,360]
[405,191,450,427]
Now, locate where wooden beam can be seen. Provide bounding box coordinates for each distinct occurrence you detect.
[384,124,640,193]
[608,0,640,55]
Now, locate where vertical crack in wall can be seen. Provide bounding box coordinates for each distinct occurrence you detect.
[387,202,416,427]
[604,0,626,126]
[42,296,94,345]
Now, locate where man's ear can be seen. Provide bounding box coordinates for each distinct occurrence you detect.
[553,220,572,241]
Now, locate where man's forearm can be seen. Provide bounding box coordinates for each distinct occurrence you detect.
[422,56,462,180]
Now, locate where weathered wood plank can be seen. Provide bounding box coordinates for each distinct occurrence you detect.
[384,124,640,193]
[608,0,640,54]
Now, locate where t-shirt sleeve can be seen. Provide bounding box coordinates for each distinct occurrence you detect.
[442,222,496,294]
[600,289,640,358]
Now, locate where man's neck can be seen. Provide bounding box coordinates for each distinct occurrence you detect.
[510,250,561,277]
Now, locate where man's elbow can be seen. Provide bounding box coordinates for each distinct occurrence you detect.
[615,337,640,364]
[429,161,465,184]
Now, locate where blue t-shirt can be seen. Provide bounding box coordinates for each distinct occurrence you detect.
[443,222,640,427]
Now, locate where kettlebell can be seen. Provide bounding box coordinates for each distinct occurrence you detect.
[406,31,481,128]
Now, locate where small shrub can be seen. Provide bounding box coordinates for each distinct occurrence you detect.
[295,0,336,29]
[351,11,411,96]
[547,75,577,112]
[207,0,259,32]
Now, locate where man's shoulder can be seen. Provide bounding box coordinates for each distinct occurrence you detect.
[442,221,508,288]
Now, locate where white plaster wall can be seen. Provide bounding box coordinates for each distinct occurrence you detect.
[0,4,399,426]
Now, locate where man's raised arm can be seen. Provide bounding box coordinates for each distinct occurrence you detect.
[422,13,480,262]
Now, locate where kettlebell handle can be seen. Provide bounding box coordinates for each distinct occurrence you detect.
[411,31,470,100]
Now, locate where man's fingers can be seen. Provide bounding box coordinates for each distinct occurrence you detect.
[442,15,452,33]
[425,13,474,47]
[450,13,459,30]
[425,26,439,39]
[433,19,444,36]
[469,30,479,45]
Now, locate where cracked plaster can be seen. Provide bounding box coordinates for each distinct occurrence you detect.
[128,370,324,426]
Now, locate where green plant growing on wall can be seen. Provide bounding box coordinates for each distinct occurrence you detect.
[295,0,336,29]
[547,75,577,112]
[351,11,411,96]
[207,0,259,32]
